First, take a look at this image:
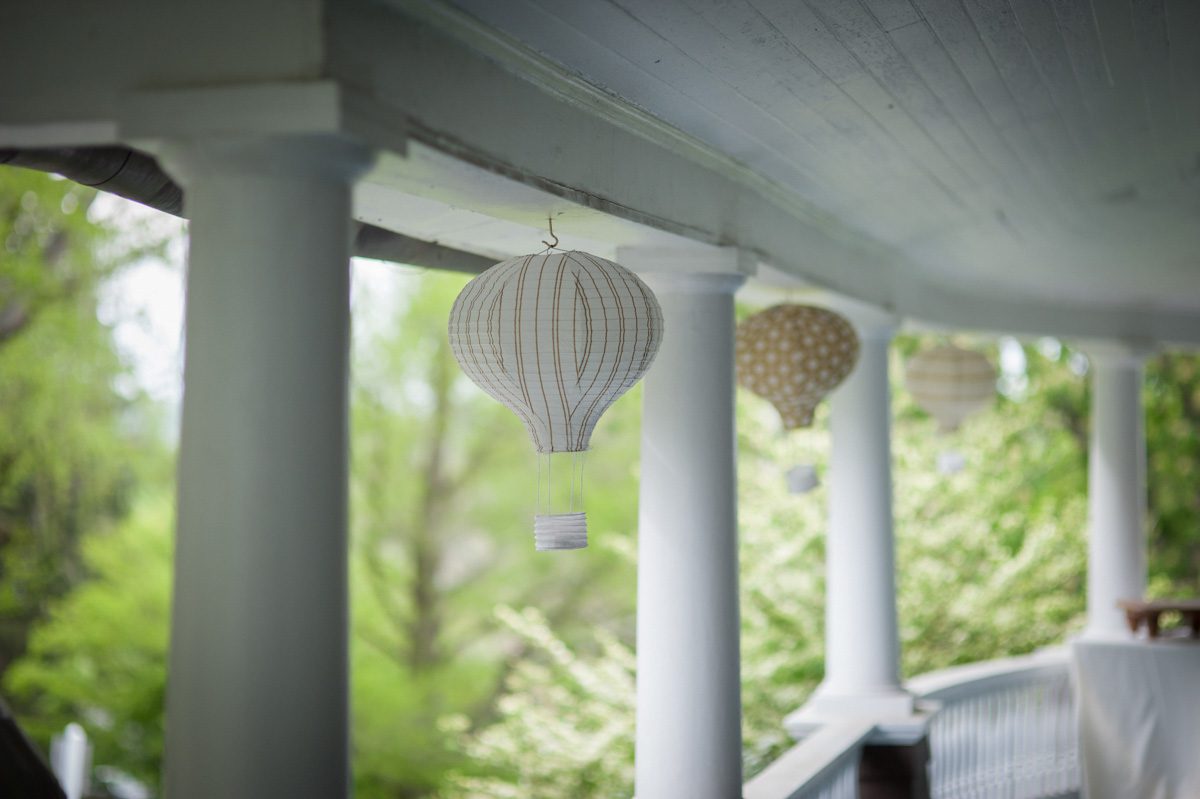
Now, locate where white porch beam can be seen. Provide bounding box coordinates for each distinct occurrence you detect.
[631,263,746,799]
[1084,344,1150,639]
[159,134,372,799]
[0,2,325,144]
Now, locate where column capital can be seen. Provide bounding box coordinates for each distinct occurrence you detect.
[158,134,374,189]
[1083,339,1156,368]
[121,81,346,144]
[639,271,746,295]
[616,244,756,288]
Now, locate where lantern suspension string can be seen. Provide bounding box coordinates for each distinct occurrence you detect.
[573,451,585,513]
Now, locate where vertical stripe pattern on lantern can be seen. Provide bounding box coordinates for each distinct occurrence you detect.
[449,251,663,453]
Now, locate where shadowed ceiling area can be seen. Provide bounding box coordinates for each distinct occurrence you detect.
[440,0,1200,314]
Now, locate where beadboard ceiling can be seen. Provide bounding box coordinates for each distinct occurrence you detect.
[425,0,1200,322]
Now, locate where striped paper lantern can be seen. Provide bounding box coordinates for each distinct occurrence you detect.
[904,344,996,433]
[736,304,859,430]
[448,250,663,550]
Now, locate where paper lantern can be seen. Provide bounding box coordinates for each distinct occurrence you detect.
[736,304,860,429]
[448,250,663,550]
[904,344,995,433]
[736,304,859,493]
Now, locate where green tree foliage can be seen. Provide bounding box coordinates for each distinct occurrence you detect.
[1144,353,1200,593]
[4,495,173,785]
[445,605,636,799]
[0,170,166,676]
[445,337,1199,798]
[6,242,1198,799]
[2,261,647,797]
[349,267,528,798]
[342,265,645,798]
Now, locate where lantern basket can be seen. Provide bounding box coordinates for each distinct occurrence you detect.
[534,512,588,551]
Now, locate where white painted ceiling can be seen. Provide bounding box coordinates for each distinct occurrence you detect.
[429,0,1200,321]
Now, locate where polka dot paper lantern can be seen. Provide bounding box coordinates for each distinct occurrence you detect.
[736,304,860,430]
[449,250,663,550]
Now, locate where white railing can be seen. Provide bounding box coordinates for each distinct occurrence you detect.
[908,648,1080,799]
[743,720,872,799]
[747,649,1079,799]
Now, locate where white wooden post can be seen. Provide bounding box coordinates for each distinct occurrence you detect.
[1084,344,1149,639]
[159,135,371,799]
[634,269,746,799]
[50,723,90,799]
[819,307,909,711]
[788,301,917,741]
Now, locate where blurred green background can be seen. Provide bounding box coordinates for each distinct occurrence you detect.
[0,171,1196,798]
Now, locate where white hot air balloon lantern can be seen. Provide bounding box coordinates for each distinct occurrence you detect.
[448,246,663,550]
[904,343,996,474]
[736,304,859,494]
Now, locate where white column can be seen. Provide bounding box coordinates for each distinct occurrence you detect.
[792,303,912,731]
[1084,345,1148,639]
[636,272,745,799]
[159,135,371,799]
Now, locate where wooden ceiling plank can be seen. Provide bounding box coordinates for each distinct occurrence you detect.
[834,70,975,216]
[461,0,848,201]
[616,0,897,178]
[749,0,974,205]
[1126,0,1179,154]
[886,18,1064,233]
[912,0,1025,127]
[1051,0,1145,187]
[958,0,1089,196]
[1003,0,1113,191]
[1091,0,1165,149]
[913,0,1076,197]
[654,0,924,200]
[806,0,1022,211]
[858,0,924,32]
[620,0,961,236]
[1164,0,1200,150]
[739,0,978,231]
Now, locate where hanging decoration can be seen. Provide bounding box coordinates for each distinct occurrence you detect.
[736,304,859,493]
[448,243,663,551]
[904,343,996,473]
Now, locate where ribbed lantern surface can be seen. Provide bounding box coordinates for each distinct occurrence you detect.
[905,344,995,432]
[448,250,663,550]
[736,304,860,430]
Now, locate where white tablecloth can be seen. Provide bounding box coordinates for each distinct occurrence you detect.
[1072,639,1200,799]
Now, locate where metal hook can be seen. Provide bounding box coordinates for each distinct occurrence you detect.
[542,216,560,250]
